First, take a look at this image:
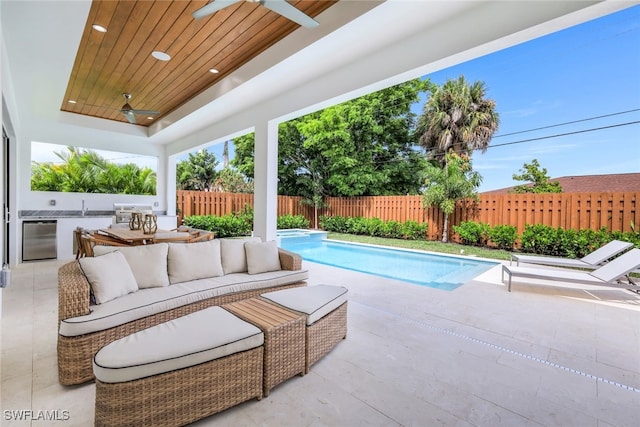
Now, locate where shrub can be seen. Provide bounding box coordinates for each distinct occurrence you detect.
[320,215,348,233]
[184,214,252,238]
[277,214,310,230]
[518,225,635,258]
[452,221,490,246]
[319,215,427,240]
[399,220,428,240]
[488,224,518,250]
[520,224,561,255]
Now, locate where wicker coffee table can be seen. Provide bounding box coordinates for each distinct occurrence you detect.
[224,298,305,396]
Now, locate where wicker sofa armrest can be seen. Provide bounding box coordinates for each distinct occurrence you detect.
[278,248,302,271]
[58,261,91,324]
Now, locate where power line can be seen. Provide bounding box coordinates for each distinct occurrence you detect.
[493,108,640,138]
[488,120,640,149]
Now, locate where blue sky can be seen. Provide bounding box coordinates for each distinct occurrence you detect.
[424,4,640,192]
[201,5,639,192]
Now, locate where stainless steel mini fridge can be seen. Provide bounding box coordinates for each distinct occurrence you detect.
[22,220,57,261]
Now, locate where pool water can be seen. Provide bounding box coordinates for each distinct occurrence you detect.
[279,237,497,291]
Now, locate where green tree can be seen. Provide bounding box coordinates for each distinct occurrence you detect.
[31,146,156,194]
[416,76,499,167]
[176,149,219,191]
[233,79,430,201]
[422,152,482,242]
[213,167,253,193]
[512,159,562,193]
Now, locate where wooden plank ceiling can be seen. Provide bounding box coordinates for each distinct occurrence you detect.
[61,0,337,126]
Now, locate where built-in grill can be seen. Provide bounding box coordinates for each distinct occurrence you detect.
[113,203,153,225]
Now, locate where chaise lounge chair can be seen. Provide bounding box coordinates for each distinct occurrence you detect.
[510,240,633,270]
[502,248,640,292]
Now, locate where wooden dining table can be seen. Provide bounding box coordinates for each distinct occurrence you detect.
[97,228,191,245]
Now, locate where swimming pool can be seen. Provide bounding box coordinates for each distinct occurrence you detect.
[279,237,497,291]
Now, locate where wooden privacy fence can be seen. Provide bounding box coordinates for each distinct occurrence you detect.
[177,191,310,223]
[176,190,639,241]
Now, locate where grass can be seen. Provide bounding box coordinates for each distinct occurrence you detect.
[327,232,512,261]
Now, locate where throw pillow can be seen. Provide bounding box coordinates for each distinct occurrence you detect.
[167,239,224,284]
[220,237,261,274]
[93,243,170,288]
[78,251,138,304]
[244,240,282,274]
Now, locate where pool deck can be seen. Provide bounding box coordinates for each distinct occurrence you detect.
[2,258,639,426]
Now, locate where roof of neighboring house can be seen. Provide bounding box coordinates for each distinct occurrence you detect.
[482,173,640,194]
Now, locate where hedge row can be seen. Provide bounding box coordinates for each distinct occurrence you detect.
[319,215,428,240]
[453,221,640,256]
[183,210,309,238]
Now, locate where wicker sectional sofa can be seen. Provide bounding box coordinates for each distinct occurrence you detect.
[57,237,308,385]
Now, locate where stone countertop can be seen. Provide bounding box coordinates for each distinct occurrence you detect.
[19,210,113,219]
[19,210,169,219]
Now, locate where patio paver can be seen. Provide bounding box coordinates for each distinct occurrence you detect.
[1,258,639,426]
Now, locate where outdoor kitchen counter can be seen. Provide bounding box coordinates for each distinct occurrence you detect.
[19,210,155,219]
[17,214,178,263]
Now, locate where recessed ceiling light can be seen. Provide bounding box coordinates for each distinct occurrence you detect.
[152,51,171,61]
[92,24,107,33]
[68,100,77,104]
[209,68,219,74]
[147,117,155,120]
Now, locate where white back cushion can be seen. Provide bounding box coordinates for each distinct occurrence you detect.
[220,237,261,274]
[168,239,224,284]
[79,251,138,304]
[245,240,281,274]
[93,243,170,288]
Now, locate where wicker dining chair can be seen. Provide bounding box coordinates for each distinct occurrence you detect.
[74,227,86,259]
[81,233,131,257]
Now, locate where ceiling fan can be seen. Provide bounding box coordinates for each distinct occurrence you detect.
[119,93,160,124]
[192,0,319,28]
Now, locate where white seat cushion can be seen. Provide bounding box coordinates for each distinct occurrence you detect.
[93,306,263,383]
[93,243,170,288]
[168,239,224,284]
[78,251,138,304]
[261,285,348,325]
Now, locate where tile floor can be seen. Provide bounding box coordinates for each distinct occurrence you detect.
[2,256,639,426]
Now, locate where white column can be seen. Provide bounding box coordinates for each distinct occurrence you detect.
[165,155,177,216]
[253,119,279,241]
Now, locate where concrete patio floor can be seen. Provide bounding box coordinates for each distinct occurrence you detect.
[2,256,639,426]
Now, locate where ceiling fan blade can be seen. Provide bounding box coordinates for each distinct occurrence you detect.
[262,0,319,28]
[130,109,160,115]
[121,110,137,124]
[193,0,243,19]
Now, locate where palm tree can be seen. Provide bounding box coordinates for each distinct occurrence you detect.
[416,76,499,166]
[176,149,219,191]
[422,152,482,242]
[30,146,156,194]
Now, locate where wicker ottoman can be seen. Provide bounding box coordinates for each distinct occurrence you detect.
[261,285,348,373]
[93,307,264,427]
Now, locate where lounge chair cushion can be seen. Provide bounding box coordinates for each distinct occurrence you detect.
[79,251,138,304]
[220,237,261,274]
[93,306,264,383]
[245,240,281,274]
[168,240,224,284]
[93,243,170,288]
[262,284,348,325]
